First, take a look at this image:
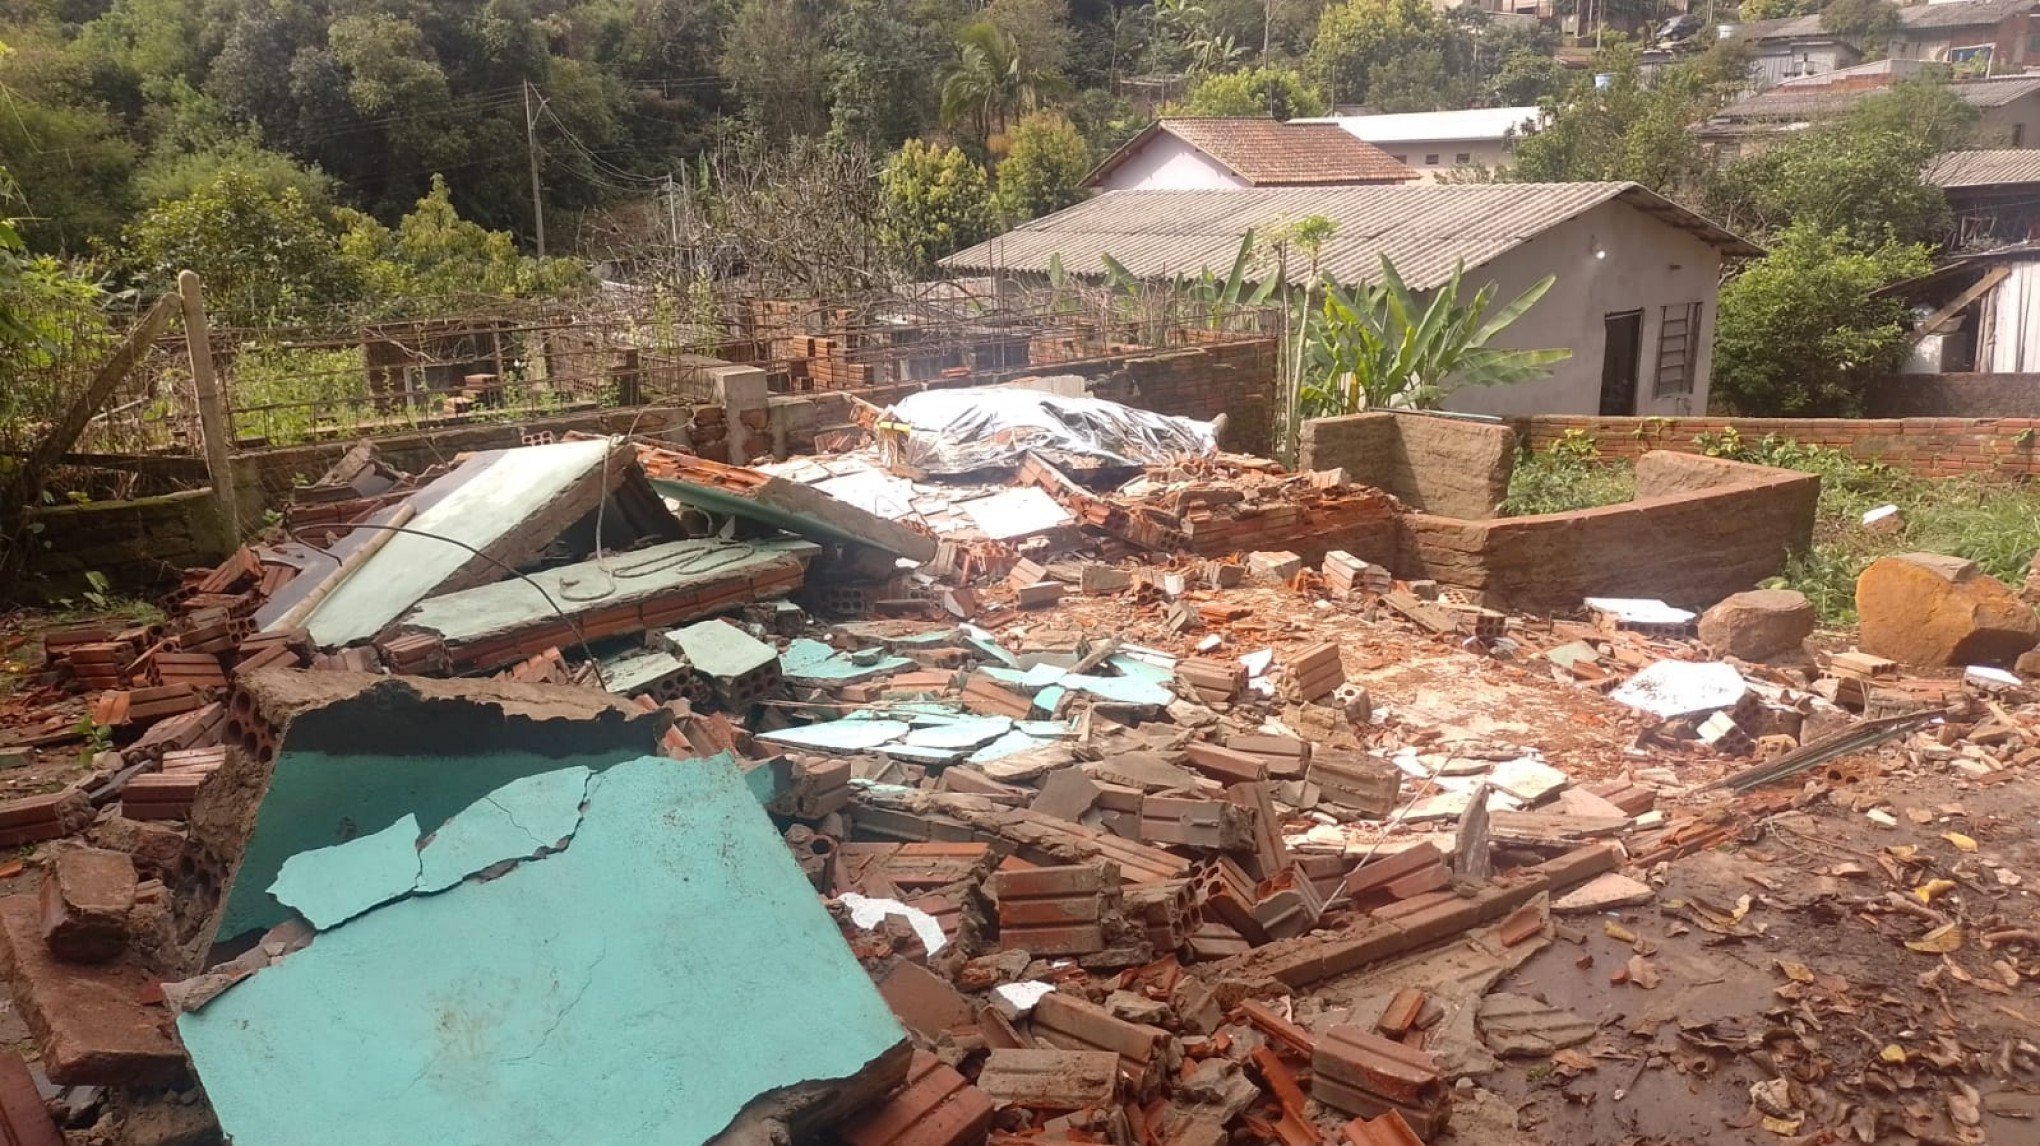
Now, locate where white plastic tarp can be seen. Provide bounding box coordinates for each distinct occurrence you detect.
[881,387,1217,475]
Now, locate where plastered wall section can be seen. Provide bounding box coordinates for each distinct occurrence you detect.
[1441,199,1725,419]
[1396,451,1819,614]
[1299,412,1516,519]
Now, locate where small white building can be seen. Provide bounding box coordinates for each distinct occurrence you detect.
[942,183,1761,418]
[1292,107,1543,182]
[1084,118,1416,192]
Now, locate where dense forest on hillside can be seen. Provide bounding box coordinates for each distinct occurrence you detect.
[0,0,1577,268]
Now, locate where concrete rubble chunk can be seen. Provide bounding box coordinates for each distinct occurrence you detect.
[976,1048,1121,1110]
[1551,872,1655,914]
[39,848,137,964]
[1476,992,1596,1057]
[1699,589,1816,662]
[1856,552,2040,667]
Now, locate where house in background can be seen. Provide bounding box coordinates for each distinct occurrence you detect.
[1290,106,1543,181]
[1696,62,2040,161]
[1881,243,2040,375]
[1733,0,2039,88]
[1928,150,2040,249]
[1083,119,1417,192]
[940,183,1760,418]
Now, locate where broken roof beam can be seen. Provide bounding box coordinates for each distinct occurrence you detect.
[638,444,937,563]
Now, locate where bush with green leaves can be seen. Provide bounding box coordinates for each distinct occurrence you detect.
[996,112,1091,223]
[1301,256,1569,414]
[1711,224,1930,416]
[126,170,361,326]
[879,140,995,276]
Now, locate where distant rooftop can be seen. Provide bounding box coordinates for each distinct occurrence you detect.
[1735,0,2037,41]
[1086,118,1417,188]
[1927,148,2040,188]
[1708,73,2040,125]
[1289,106,1544,144]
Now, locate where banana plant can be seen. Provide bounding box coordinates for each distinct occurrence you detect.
[1301,256,1570,415]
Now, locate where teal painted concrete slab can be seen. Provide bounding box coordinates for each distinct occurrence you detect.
[759,719,912,752]
[983,664,1070,692]
[967,729,1055,763]
[594,647,688,696]
[182,756,905,1145]
[779,638,911,685]
[903,716,1012,751]
[666,618,779,680]
[267,814,421,930]
[1064,673,1174,706]
[219,743,653,943]
[415,767,592,893]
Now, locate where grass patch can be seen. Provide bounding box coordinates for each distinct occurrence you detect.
[1501,429,2040,624]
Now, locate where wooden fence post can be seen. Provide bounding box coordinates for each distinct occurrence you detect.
[178,271,242,545]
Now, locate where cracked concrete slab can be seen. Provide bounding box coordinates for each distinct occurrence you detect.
[179,754,908,1145]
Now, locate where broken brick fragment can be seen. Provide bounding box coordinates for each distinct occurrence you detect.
[39,848,137,963]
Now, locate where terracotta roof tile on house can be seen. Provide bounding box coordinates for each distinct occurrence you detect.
[1086,118,1417,188]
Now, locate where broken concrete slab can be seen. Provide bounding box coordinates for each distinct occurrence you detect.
[400,538,815,674]
[1609,661,1748,720]
[39,848,136,964]
[179,755,910,1145]
[1475,992,1595,1057]
[641,446,938,562]
[295,438,646,649]
[1551,872,1654,914]
[184,670,668,950]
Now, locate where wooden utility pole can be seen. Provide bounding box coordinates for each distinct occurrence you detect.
[524,81,548,258]
[177,271,242,545]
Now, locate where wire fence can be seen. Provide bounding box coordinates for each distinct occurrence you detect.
[55,282,1281,457]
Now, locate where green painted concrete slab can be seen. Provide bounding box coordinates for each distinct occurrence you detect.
[759,719,912,752]
[182,756,905,1145]
[415,767,592,893]
[779,638,911,685]
[304,439,613,648]
[401,538,814,647]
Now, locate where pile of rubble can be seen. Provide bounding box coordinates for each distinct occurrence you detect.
[0,389,2036,1144]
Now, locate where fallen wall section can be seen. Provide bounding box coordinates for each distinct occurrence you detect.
[1515,414,2040,478]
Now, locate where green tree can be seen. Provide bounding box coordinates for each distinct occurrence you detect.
[723,0,831,140]
[1712,224,1930,416]
[338,176,586,310]
[1510,45,1725,194]
[825,0,954,150]
[1176,66,1327,118]
[941,20,1064,143]
[1708,81,1975,246]
[1489,49,1567,105]
[126,169,358,325]
[996,111,1090,222]
[1820,0,1900,52]
[1307,0,1472,111]
[878,140,993,274]
[1739,0,1823,18]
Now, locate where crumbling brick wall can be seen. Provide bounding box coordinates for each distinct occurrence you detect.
[23,489,234,598]
[1515,415,2040,478]
[1396,452,1819,613]
[1300,412,1515,519]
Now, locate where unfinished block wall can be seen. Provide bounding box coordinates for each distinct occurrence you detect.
[1396,452,1819,614]
[1299,412,1515,519]
[24,489,235,596]
[1515,415,2040,478]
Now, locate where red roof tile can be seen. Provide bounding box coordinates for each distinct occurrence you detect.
[1090,118,1418,187]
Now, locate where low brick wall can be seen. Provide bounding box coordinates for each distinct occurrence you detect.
[1300,412,1515,519]
[1512,415,2040,478]
[1864,373,2040,418]
[1396,452,1819,614]
[23,489,234,599]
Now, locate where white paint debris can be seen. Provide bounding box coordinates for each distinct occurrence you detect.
[991,981,1056,1015]
[1610,660,1749,719]
[1240,649,1275,677]
[1585,598,1696,626]
[1965,665,2020,690]
[837,892,948,954]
